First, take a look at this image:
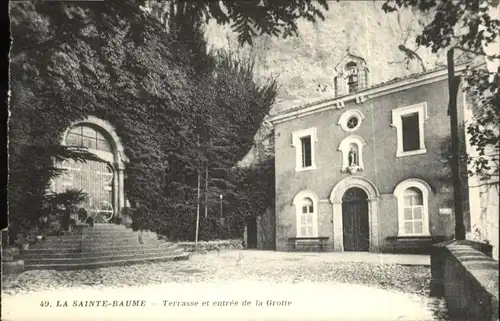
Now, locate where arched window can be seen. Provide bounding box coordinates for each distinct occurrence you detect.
[300,198,314,237]
[293,191,319,237]
[66,124,113,153]
[345,62,359,93]
[394,179,431,236]
[402,188,424,235]
[333,53,370,97]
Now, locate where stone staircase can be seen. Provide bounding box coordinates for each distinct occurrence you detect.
[17,223,189,270]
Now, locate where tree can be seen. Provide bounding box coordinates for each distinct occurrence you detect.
[9,0,279,241]
[144,0,329,46]
[383,0,499,183]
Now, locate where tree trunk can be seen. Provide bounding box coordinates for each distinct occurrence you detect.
[448,49,466,240]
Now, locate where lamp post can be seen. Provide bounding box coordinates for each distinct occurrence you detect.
[219,194,223,218]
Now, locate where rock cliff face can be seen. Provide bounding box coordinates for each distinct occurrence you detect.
[204,2,447,166]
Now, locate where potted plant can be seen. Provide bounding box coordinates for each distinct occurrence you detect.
[50,189,87,232]
[120,207,134,228]
[111,215,122,225]
[14,233,30,251]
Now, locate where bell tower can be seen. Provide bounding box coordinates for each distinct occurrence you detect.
[334,48,370,97]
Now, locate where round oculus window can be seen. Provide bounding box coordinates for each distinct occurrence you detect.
[346,116,359,130]
[338,109,365,132]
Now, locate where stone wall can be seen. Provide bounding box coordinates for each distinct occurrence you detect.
[1,246,25,275]
[464,92,500,262]
[468,182,499,261]
[432,242,499,321]
[177,240,244,253]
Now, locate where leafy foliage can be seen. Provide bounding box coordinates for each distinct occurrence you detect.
[383,0,500,183]
[9,0,278,241]
[229,157,275,235]
[7,128,99,241]
[145,0,329,46]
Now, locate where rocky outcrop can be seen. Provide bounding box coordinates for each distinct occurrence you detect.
[204,2,446,166]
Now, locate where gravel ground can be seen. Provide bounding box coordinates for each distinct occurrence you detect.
[2,250,450,320]
[3,251,431,296]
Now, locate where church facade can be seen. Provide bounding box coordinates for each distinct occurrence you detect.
[269,54,469,252]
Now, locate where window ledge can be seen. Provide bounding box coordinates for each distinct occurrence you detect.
[390,234,432,240]
[396,148,427,158]
[387,235,450,244]
[295,165,317,172]
[289,237,329,241]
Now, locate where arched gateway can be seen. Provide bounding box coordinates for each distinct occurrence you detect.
[342,187,369,251]
[330,176,380,252]
[52,116,128,222]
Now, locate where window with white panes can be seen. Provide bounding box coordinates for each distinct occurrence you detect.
[402,187,424,235]
[66,125,113,152]
[299,197,315,237]
[394,179,431,237]
[293,190,319,238]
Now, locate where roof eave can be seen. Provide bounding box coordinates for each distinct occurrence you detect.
[270,62,475,125]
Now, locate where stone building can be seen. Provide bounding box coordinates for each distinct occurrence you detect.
[267,54,470,252]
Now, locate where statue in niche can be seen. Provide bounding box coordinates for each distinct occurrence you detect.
[348,148,357,167]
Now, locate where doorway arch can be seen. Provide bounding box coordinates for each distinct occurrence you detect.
[330,176,380,252]
[53,116,128,222]
[342,187,369,251]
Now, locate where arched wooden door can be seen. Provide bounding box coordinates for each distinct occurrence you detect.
[61,159,114,221]
[342,187,369,251]
[57,124,116,222]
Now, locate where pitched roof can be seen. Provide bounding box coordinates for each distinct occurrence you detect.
[273,63,452,117]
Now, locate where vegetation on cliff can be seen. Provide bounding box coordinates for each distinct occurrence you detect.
[384,0,499,184]
[8,0,282,242]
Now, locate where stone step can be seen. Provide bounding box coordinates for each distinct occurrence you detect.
[38,237,162,247]
[23,247,186,265]
[21,245,179,260]
[21,243,180,260]
[43,232,162,242]
[18,224,189,271]
[31,237,164,248]
[62,230,157,237]
[44,231,160,239]
[24,252,190,271]
[72,226,128,232]
[77,223,126,229]
[22,243,175,255]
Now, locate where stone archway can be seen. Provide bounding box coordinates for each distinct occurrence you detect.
[329,176,380,252]
[55,116,129,221]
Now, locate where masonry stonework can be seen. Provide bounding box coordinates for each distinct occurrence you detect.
[271,67,468,252]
